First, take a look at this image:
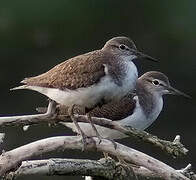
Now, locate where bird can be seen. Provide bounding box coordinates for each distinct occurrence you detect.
[63,71,190,140]
[11,36,157,144]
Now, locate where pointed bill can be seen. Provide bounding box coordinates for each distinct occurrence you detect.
[133,50,158,62]
[167,86,191,98]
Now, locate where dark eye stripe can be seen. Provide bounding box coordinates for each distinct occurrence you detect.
[146,79,152,83]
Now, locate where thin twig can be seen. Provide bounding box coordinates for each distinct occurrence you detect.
[0,133,5,145]
[177,164,196,180]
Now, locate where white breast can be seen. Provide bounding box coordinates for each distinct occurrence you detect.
[102,60,138,102]
[146,95,163,127]
[119,95,163,130]
[119,96,147,130]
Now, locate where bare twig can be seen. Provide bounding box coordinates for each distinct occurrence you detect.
[0,133,5,145]
[0,136,189,179]
[0,101,188,158]
[177,164,196,180]
[0,100,57,127]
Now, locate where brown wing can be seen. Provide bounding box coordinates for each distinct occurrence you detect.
[22,50,107,90]
[89,93,136,120]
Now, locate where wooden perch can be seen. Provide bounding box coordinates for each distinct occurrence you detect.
[0,136,190,179]
[5,158,166,180]
[6,158,196,180]
[0,101,188,158]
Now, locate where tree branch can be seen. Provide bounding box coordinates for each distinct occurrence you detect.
[0,100,57,127]
[61,115,188,158]
[0,136,189,179]
[5,158,165,180]
[0,101,188,158]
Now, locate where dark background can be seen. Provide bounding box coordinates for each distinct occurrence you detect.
[0,1,195,179]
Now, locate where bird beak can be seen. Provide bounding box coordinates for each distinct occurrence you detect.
[166,86,191,98]
[134,50,158,62]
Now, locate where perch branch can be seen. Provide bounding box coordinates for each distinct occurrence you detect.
[0,136,189,179]
[6,158,165,180]
[0,100,57,127]
[0,101,188,158]
[61,115,188,158]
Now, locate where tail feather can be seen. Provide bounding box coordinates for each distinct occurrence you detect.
[21,78,30,84]
[10,85,29,91]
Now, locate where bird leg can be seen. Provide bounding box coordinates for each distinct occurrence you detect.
[86,113,103,144]
[87,116,118,156]
[68,105,88,151]
[86,108,117,149]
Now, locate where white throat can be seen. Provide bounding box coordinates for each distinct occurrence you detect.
[120,59,138,94]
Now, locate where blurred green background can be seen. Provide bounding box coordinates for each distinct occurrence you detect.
[0,0,195,179]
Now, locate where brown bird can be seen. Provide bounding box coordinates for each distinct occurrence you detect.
[63,71,190,139]
[11,37,156,145]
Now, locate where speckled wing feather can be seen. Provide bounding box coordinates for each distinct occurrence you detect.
[88,93,136,120]
[21,50,108,90]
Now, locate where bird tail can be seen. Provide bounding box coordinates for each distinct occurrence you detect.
[10,85,29,91]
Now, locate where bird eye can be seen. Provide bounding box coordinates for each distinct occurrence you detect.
[152,79,160,86]
[119,44,126,50]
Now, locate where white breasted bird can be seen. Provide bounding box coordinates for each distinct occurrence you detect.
[64,71,190,139]
[11,37,157,144]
